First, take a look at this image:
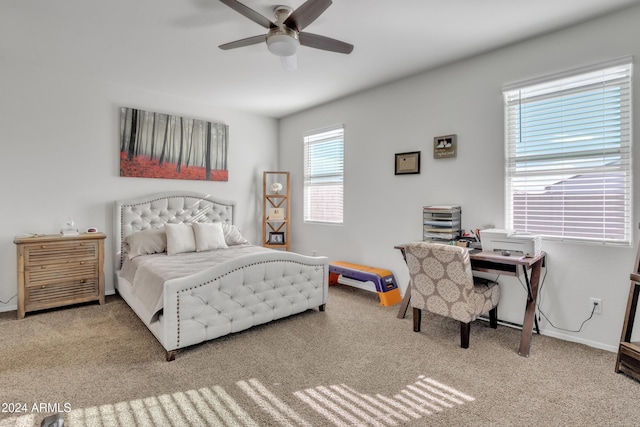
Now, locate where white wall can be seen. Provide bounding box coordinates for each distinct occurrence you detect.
[0,61,278,311]
[279,5,640,351]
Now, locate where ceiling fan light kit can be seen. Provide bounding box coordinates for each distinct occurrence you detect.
[219,0,353,69]
[267,28,300,57]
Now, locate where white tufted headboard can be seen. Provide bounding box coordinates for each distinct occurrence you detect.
[114,191,235,270]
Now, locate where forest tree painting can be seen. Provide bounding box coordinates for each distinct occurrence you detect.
[119,107,228,181]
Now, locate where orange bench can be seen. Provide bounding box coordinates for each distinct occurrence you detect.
[329,261,402,307]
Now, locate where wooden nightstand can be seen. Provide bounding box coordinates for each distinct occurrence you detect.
[14,232,106,319]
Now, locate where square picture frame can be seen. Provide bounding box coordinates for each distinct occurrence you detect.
[433,134,457,159]
[268,232,285,245]
[395,151,421,175]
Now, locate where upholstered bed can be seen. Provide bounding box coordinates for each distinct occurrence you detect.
[114,191,328,360]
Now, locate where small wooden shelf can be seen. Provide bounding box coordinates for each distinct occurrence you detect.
[616,243,640,381]
[263,171,290,251]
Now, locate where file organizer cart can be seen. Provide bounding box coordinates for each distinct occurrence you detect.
[423,205,462,242]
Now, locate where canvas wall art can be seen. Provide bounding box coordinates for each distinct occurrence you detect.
[119,107,229,181]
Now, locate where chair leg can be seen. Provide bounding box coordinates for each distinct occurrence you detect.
[460,322,470,348]
[489,307,498,329]
[413,308,422,332]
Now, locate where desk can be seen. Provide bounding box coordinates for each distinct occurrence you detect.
[395,245,546,357]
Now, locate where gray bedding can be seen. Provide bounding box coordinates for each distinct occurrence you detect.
[120,244,273,323]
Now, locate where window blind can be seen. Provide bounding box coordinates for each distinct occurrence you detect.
[503,58,632,244]
[303,125,344,224]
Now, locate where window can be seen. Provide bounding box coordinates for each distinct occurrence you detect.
[303,125,344,224]
[503,58,632,244]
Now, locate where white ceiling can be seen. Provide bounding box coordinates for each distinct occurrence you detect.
[2,0,638,118]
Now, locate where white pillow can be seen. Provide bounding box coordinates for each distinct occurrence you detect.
[221,223,249,246]
[165,223,196,255]
[193,222,228,252]
[124,227,166,259]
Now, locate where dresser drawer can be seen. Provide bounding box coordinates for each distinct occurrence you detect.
[25,261,98,287]
[24,241,98,266]
[24,279,99,312]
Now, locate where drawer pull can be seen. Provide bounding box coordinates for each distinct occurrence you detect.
[41,285,46,289]
[40,266,46,269]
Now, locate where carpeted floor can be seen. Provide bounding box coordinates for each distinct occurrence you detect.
[1,285,640,426]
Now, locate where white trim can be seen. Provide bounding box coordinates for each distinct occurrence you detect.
[502,55,633,92]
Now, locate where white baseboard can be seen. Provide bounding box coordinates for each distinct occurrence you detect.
[0,303,17,314]
[539,328,617,353]
[0,293,618,354]
[0,290,117,315]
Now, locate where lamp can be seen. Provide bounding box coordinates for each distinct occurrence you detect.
[267,28,299,57]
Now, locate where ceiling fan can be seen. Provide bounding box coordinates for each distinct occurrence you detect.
[218,0,354,70]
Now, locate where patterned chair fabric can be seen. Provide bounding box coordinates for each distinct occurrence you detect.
[404,242,500,347]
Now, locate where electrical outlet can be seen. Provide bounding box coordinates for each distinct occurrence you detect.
[589,297,602,315]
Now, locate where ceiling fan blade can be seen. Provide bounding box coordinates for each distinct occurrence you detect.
[281,55,298,71]
[299,32,353,54]
[219,0,275,29]
[219,35,266,50]
[284,0,332,31]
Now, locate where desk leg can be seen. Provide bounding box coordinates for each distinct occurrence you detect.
[397,285,411,319]
[518,258,543,357]
[522,267,540,335]
[396,246,411,319]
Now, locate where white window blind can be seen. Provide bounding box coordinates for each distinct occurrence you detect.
[303,125,344,224]
[504,58,632,244]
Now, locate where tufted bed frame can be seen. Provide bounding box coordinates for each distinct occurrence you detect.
[114,191,328,361]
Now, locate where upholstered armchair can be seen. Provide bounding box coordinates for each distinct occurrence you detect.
[404,242,500,348]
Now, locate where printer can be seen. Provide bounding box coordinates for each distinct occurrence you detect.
[480,228,542,257]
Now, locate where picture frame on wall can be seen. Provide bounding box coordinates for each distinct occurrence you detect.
[395,151,421,175]
[268,232,285,245]
[433,134,457,159]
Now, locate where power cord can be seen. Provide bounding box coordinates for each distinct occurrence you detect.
[535,265,598,332]
[0,294,17,304]
[489,265,596,333]
[537,302,597,333]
